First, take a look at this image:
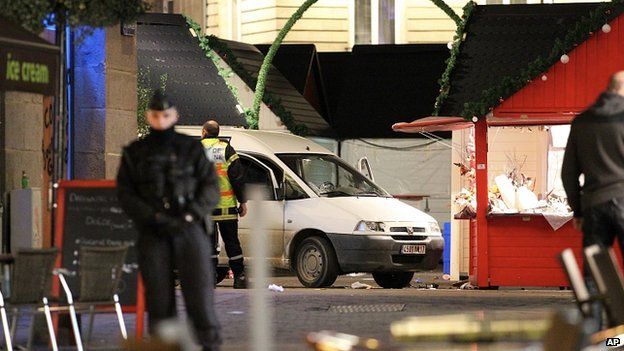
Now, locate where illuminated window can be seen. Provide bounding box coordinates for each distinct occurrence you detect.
[354,0,396,45]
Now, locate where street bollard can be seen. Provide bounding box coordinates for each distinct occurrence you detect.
[248,185,274,351]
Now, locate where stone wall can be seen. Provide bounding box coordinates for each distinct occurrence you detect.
[104,26,138,179]
[3,91,44,192]
[73,26,137,180]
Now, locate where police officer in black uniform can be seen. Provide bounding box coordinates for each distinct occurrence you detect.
[116,91,221,350]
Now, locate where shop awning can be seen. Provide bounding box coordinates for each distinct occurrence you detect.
[392,117,473,133]
[211,38,335,137]
[137,14,246,127]
[487,113,576,126]
[393,113,579,133]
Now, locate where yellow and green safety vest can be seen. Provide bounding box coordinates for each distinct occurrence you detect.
[201,138,239,220]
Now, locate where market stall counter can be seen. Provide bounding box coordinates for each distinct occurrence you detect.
[485,213,579,287]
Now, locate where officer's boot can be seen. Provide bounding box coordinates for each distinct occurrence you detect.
[233,271,248,289]
[231,258,248,289]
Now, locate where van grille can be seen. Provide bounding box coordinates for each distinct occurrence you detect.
[391,235,427,241]
[389,227,426,233]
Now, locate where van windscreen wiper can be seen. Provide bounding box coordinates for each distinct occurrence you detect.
[319,190,353,197]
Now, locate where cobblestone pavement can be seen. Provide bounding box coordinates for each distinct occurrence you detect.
[12,272,576,350]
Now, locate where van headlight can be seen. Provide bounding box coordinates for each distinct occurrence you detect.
[354,221,386,233]
[428,221,441,234]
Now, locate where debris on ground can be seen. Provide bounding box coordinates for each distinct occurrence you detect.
[411,283,439,290]
[347,272,366,277]
[459,282,475,290]
[227,311,245,315]
[442,274,451,281]
[452,279,470,288]
[350,282,373,289]
[268,284,285,292]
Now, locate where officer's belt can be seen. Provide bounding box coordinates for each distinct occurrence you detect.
[212,207,239,221]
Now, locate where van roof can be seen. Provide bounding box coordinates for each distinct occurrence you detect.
[175,126,332,155]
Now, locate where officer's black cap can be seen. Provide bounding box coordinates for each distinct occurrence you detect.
[148,89,175,111]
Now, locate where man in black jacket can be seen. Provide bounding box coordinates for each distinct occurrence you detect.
[116,91,221,350]
[562,71,624,325]
[562,71,624,250]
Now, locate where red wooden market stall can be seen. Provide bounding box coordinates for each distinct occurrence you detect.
[394,3,624,288]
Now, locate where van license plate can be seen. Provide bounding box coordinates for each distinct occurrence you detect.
[401,245,426,254]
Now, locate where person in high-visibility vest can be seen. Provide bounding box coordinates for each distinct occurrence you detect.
[201,120,248,289]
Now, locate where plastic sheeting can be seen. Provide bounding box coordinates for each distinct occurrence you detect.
[338,138,452,225]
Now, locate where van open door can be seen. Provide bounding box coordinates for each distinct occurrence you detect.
[236,153,285,266]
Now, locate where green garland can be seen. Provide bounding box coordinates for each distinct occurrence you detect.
[432,1,476,116]
[429,0,462,26]
[435,0,623,120]
[252,0,318,120]
[207,35,309,135]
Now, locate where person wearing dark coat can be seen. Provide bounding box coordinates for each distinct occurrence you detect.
[562,71,624,327]
[116,90,221,350]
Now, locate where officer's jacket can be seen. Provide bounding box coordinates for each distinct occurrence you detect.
[116,130,220,229]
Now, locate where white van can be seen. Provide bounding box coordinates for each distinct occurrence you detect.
[177,127,444,288]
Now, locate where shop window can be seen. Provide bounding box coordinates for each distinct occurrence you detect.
[354,0,395,45]
[355,0,372,44]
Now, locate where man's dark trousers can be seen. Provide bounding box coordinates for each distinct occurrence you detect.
[581,196,624,328]
[137,222,221,349]
[213,220,244,274]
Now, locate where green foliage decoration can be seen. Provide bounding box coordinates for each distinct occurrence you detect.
[0,0,149,33]
[432,0,476,117]
[434,0,624,120]
[137,69,167,137]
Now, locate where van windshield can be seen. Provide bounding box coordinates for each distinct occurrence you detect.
[277,154,390,198]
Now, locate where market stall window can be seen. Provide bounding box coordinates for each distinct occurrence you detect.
[453,125,574,230]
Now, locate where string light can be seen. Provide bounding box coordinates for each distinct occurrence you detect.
[560,54,570,64]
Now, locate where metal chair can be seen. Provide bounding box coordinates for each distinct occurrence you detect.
[583,244,624,327]
[559,248,594,318]
[0,248,59,350]
[55,245,129,350]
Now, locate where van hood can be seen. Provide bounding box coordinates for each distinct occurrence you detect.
[319,196,436,223]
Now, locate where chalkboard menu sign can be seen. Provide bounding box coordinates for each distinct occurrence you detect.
[54,181,139,305]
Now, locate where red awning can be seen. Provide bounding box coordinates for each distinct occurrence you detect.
[392,117,473,133]
[393,113,577,133]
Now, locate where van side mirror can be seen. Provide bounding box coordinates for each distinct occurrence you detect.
[276,183,285,201]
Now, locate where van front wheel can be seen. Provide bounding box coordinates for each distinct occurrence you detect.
[372,272,414,289]
[295,236,339,288]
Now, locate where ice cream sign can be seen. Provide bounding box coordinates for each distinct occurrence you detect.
[5,53,50,85]
[0,46,57,95]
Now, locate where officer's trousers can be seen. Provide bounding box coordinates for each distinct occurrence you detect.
[213,220,245,275]
[137,222,221,350]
